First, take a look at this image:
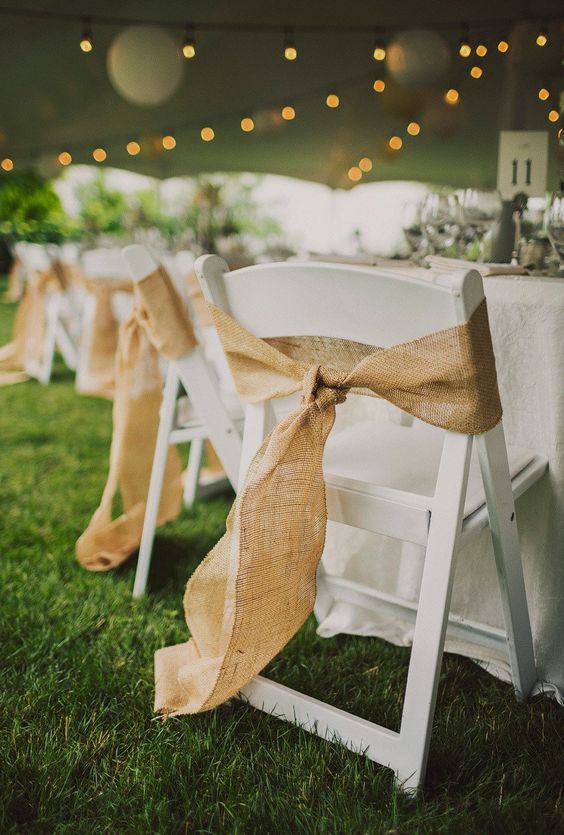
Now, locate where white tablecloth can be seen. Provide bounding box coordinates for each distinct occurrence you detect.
[318,274,564,704]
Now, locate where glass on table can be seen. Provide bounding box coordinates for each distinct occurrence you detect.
[421,191,464,256]
[460,188,502,261]
[545,191,564,276]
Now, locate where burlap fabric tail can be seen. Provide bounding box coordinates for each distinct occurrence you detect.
[0,260,70,385]
[75,267,198,571]
[149,294,502,716]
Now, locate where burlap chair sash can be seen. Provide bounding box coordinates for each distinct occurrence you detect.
[151,294,502,716]
[76,268,198,571]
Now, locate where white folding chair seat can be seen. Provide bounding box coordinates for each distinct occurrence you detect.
[194,254,548,793]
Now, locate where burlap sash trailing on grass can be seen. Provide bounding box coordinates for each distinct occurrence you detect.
[0,261,69,385]
[76,268,197,571]
[152,297,502,716]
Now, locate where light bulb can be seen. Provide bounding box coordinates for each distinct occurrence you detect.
[79,18,93,52]
[348,166,362,182]
[373,43,386,61]
[475,43,488,57]
[92,148,106,162]
[284,29,297,60]
[536,28,548,47]
[497,38,509,53]
[444,88,460,105]
[58,151,72,166]
[373,79,385,93]
[182,25,196,59]
[240,117,254,132]
[538,88,550,101]
[326,93,340,108]
[470,65,483,79]
[281,105,295,121]
[201,127,215,141]
[1,158,14,171]
[358,157,372,172]
[548,110,560,123]
[126,141,141,156]
[407,121,420,136]
[458,27,471,57]
[162,135,176,150]
[389,135,402,151]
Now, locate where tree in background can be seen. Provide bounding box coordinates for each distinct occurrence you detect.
[0,170,74,244]
[76,173,128,243]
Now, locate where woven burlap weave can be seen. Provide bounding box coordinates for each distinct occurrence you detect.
[76,267,197,571]
[153,297,502,716]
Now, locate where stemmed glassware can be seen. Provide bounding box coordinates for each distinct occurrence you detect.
[545,190,564,276]
[421,192,464,255]
[459,188,502,262]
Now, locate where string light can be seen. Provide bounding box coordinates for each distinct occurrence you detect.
[458,26,471,57]
[407,121,420,136]
[326,93,340,108]
[373,31,386,61]
[373,79,385,93]
[1,158,13,171]
[200,126,215,141]
[497,37,509,53]
[536,25,548,47]
[58,151,72,166]
[79,17,93,52]
[92,148,106,162]
[359,157,372,172]
[284,27,297,60]
[281,105,295,120]
[182,24,196,58]
[348,166,362,182]
[389,135,402,151]
[538,87,550,101]
[162,134,176,150]
[444,88,460,105]
[548,110,560,123]
[470,65,483,79]
[240,117,254,132]
[475,43,488,57]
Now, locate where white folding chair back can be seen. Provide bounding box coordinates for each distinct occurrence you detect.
[122,245,244,599]
[195,254,547,791]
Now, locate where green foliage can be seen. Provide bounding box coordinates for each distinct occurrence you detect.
[3,291,561,833]
[76,173,129,242]
[0,170,73,243]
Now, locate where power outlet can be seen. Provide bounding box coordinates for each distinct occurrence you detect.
[497,131,549,200]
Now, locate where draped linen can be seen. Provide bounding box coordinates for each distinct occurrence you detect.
[152,295,502,716]
[76,267,197,571]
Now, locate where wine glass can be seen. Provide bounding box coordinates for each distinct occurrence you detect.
[460,188,502,262]
[545,191,564,276]
[421,192,464,255]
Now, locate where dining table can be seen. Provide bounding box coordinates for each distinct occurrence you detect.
[316,265,564,705]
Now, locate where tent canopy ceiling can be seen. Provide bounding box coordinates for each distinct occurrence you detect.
[1,0,562,188]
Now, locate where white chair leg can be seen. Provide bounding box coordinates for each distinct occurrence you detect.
[35,298,60,385]
[56,321,79,370]
[475,424,537,701]
[183,437,204,507]
[396,432,473,792]
[132,365,180,598]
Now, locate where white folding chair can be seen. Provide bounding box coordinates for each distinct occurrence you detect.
[195,254,548,792]
[16,243,79,384]
[122,245,244,598]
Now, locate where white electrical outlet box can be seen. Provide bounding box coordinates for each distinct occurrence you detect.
[497,131,549,200]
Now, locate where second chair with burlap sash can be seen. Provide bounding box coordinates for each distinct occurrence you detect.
[136,256,546,791]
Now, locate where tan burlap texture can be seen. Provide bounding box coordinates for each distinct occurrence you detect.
[76,267,198,571]
[152,297,502,716]
[3,255,24,302]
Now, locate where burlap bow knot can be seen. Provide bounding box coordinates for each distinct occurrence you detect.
[152,291,503,717]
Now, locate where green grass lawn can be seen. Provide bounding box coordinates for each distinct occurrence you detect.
[0,287,563,834]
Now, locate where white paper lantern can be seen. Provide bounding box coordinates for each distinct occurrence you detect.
[107,25,184,106]
[387,29,450,87]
